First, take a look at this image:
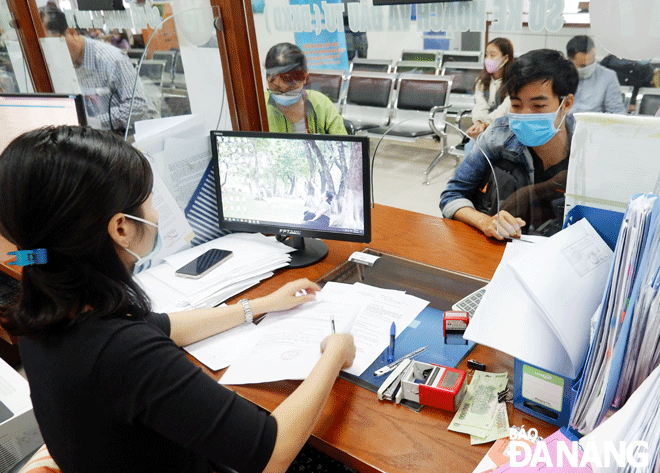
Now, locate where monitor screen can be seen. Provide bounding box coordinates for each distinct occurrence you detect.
[443,68,480,94]
[0,93,87,153]
[211,131,371,267]
[347,76,392,107]
[397,78,448,111]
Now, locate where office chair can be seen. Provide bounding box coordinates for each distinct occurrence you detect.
[400,49,442,63]
[620,85,634,113]
[349,58,392,73]
[441,62,481,116]
[393,60,439,75]
[441,51,482,67]
[426,102,462,185]
[340,71,397,131]
[634,87,660,116]
[305,69,345,111]
[369,74,452,139]
[152,50,176,85]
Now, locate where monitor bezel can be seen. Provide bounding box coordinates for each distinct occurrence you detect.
[210,130,371,244]
[0,92,88,127]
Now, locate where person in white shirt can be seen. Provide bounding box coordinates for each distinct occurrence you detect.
[567,35,625,114]
[465,37,514,140]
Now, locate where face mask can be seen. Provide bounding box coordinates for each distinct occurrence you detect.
[578,61,596,80]
[123,214,162,274]
[270,87,303,106]
[509,98,567,147]
[484,58,505,74]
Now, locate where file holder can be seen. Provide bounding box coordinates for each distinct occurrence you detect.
[513,205,624,428]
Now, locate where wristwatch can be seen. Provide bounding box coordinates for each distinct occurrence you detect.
[239,299,253,324]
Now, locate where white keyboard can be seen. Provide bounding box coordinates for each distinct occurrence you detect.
[451,285,488,319]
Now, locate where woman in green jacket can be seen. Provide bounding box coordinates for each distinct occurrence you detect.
[264,42,347,135]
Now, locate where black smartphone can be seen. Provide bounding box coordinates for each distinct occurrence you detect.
[175,248,233,279]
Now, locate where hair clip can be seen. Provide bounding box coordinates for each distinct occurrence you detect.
[8,249,48,267]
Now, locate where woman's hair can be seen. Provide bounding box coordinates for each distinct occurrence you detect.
[0,126,154,337]
[477,37,514,98]
[265,42,307,78]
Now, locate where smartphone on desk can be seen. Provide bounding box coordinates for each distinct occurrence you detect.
[175,248,233,279]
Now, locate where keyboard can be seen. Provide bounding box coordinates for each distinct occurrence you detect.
[451,285,488,319]
[0,271,19,306]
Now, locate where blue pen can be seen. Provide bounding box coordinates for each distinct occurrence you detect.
[388,322,396,363]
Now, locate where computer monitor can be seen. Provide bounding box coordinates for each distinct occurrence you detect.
[0,93,87,153]
[211,131,371,267]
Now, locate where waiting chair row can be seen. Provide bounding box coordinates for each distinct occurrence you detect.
[351,51,482,74]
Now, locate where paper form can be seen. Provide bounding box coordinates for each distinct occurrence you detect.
[220,295,361,385]
[507,218,613,378]
[184,321,261,371]
[219,283,428,385]
[464,241,577,378]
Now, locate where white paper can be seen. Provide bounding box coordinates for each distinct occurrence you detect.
[220,293,361,385]
[508,219,613,376]
[220,282,429,385]
[464,240,577,378]
[184,321,261,371]
[148,162,195,264]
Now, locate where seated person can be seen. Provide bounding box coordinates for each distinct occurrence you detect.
[41,6,158,133]
[265,42,346,134]
[567,35,626,114]
[0,126,356,473]
[465,37,514,141]
[303,191,334,229]
[440,49,579,240]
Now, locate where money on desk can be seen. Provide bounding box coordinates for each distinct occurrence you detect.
[448,371,509,439]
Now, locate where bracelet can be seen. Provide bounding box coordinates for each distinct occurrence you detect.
[239,299,253,324]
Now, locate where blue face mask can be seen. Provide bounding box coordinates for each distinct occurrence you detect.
[270,87,303,107]
[123,214,162,274]
[509,98,567,147]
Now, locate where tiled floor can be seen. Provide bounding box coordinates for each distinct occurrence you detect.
[369,133,463,217]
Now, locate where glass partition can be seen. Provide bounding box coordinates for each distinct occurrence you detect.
[0,0,34,93]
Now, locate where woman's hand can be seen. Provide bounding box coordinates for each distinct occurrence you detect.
[320,333,356,369]
[262,278,321,313]
[481,210,526,240]
[466,121,488,139]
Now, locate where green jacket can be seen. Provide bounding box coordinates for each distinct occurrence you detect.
[265,89,347,135]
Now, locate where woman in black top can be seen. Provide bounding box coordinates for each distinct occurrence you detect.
[0,126,355,473]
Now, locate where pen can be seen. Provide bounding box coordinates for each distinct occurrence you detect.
[388,322,396,363]
[374,346,428,377]
[331,315,336,334]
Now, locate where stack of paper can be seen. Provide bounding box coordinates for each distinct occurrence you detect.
[464,219,613,379]
[217,282,429,384]
[135,232,294,313]
[569,195,657,434]
[580,364,660,473]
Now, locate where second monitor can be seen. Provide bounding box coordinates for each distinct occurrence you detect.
[211,131,371,268]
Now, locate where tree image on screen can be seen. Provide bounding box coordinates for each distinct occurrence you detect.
[216,136,365,235]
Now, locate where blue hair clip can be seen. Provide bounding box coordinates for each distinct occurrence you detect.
[8,249,48,267]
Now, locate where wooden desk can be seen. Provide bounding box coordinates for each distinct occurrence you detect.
[189,204,557,473]
[0,204,556,469]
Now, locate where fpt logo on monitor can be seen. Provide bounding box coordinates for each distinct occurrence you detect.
[508,427,649,469]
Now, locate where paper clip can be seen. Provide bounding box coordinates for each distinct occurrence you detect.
[8,249,48,267]
[497,387,509,403]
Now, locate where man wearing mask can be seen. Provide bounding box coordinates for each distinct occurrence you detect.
[440,49,578,240]
[567,35,625,114]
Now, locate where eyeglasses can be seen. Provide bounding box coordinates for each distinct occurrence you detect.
[270,69,306,84]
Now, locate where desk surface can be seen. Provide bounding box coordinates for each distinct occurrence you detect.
[1,204,556,471]
[194,204,557,473]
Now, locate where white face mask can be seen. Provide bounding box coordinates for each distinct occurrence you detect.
[123,214,161,274]
[578,61,597,80]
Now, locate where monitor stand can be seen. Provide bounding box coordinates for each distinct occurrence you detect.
[277,235,328,268]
